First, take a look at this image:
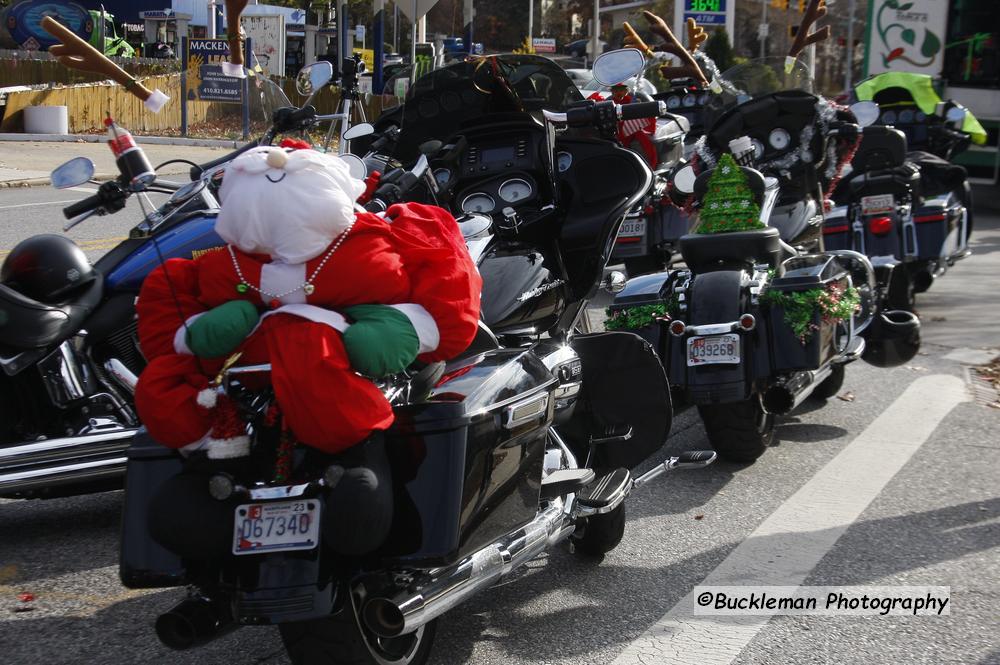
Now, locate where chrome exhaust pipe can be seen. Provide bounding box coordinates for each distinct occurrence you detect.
[105,358,138,393]
[155,595,237,651]
[762,366,833,415]
[363,499,569,638]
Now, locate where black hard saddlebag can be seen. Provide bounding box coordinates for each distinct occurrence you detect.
[559,331,671,475]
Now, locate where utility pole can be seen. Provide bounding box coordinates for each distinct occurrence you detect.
[590,0,599,66]
[528,0,534,47]
[844,0,856,91]
[759,0,768,58]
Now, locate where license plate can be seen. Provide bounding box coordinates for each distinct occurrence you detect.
[619,219,646,237]
[233,499,321,555]
[860,194,894,215]
[687,334,741,366]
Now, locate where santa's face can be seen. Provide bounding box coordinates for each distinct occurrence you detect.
[215,147,366,264]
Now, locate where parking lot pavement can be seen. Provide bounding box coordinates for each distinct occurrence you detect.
[0,187,996,665]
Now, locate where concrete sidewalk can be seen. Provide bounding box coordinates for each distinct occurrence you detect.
[0,140,240,188]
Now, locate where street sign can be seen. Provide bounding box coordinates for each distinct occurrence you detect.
[356,25,366,42]
[396,0,439,22]
[758,23,769,40]
[532,37,556,53]
[186,38,241,103]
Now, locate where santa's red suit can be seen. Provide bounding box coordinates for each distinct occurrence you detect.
[610,87,659,169]
[134,147,482,456]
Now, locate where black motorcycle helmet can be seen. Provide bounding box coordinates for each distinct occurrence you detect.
[1,235,97,303]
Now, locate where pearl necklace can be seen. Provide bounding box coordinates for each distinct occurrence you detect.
[228,220,355,302]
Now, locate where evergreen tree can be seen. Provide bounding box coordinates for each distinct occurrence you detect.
[696,154,765,234]
[704,28,736,71]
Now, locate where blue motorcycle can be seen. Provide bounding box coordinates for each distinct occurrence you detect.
[0,64,337,499]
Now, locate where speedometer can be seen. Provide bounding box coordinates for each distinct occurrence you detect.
[557,151,573,172]
[666,95,681,109]
[461,193,496,214]
[498,178,533,203]
[433,168,451,187]
[682,94,697,107]
[768,128,791,151]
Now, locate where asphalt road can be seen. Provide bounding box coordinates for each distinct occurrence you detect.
[0,185,997,665]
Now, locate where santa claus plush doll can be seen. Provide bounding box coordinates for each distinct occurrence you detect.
[134,146,482,460]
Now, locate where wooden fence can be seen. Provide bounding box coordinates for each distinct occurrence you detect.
[0,50,178,88]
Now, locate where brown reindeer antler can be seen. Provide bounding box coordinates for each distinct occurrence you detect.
[42,16,168,111]
[623,11,707,84]
[225,0,249,66]
[788,0,830,58]
[686,18,708,53]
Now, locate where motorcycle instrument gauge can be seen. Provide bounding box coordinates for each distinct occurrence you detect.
[433,168,452,187]
[499,178,533,203]
[898,109,915,123]
[751,138,765,160]
[882,110,897,124]
[461,193,496,214]
[557,151,573,172]
[915,111,926,122]
[768,128,791,151]
[698,93,709,105]
[666,95,681,109]
[682,93,697,107]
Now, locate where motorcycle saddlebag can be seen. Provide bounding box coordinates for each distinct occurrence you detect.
[119,428,188,589]
[822,205,852,252]
[558,332,671,476]
[766,254,850,373]
[912,197,962,262]
[380,347,557,567]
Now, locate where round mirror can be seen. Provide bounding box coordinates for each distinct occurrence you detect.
[946,106,967,123]
[297,61,333,97]
[849,101,880,128]
[343,122,375,141]
[50,157,95,189]
[673,164,696,194]
[338,153,367,180]
[592,48,646,87]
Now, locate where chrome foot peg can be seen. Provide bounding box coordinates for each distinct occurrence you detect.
[577,468,631,514]
[632,450,717,489]
[541,468,596,501]
[590,424,633,445]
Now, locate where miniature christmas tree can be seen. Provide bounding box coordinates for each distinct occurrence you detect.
[695,153,765,234]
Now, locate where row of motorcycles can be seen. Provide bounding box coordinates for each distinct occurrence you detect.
[0,8,978,663]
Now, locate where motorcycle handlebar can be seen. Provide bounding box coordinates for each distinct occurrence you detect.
[190,138,260,180]
[63,193,103,219]
[549,100,668,128]
[619,101,666,121]
[62,180,127,220]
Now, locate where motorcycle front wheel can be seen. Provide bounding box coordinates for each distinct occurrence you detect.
[280,603,436,665]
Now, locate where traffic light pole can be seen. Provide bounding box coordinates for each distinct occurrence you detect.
[844,0,855,91]
[760,0,768,58]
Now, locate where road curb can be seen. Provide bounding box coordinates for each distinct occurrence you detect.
[0,133,244,148]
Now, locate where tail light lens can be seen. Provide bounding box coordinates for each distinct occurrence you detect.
[869,216,893,236]
[738,314,756,331]
[669,320,686,337]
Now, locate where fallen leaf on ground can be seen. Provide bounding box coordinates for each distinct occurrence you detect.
[11,606,33,613]
[904,365,927,371]
[694,514,704,520]
[17,593,33,603]
[837,392,855,402]
[931,316,947,322]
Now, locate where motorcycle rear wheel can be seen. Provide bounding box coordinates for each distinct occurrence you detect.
[280,603,436,665]
[697,396,774,463]
[571,503,626,557]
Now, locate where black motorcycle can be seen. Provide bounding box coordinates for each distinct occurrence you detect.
[609,56,922,463]
[120,52,716,664]
[824,77,978,305]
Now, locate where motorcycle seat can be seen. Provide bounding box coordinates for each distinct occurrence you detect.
[0,274,104,349]
[679,227,786,273]
[906,150,967,198]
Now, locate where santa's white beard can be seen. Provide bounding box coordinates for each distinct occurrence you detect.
[215,150,364,264]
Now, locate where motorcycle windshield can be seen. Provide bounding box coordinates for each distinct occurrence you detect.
[173,65,292,138]
[390,55,584,159]
[703,56,813,126]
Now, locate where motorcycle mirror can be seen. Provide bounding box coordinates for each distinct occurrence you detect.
[601,270,627,294]
[338,153,367,180]
[343,122,375,141]
[673,164,696,194]
[296,61,333,97]
[419,139,443,156]
[50,157,96,189]
[592,48,645,87]
[946,106,967,123]
[849,101,880,128]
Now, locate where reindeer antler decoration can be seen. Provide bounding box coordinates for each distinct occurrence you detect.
[687,18,708,53]
[225,0,250,67]
[41,16,169,112]
[623,11,707,84]
[788,0,830,59]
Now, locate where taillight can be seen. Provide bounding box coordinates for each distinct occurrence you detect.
[669,320,686,337]
[738,314,756,331]
[869,216,893,236]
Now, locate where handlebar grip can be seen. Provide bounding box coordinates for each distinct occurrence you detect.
[63,193,103,219]
[619,101,664,121]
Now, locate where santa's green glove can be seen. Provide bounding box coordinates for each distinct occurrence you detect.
[342,304,420,377]
[185,300,260,358]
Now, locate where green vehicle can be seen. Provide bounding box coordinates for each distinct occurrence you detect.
[88,10,135,58]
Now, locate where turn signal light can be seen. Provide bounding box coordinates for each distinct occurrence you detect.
[669,320,687,337]
[869,216,893,236]
[738,314,756,331]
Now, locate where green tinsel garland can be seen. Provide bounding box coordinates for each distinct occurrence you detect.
[762,283,861,344]
[604,303,670,330]
[695,153,766,235]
